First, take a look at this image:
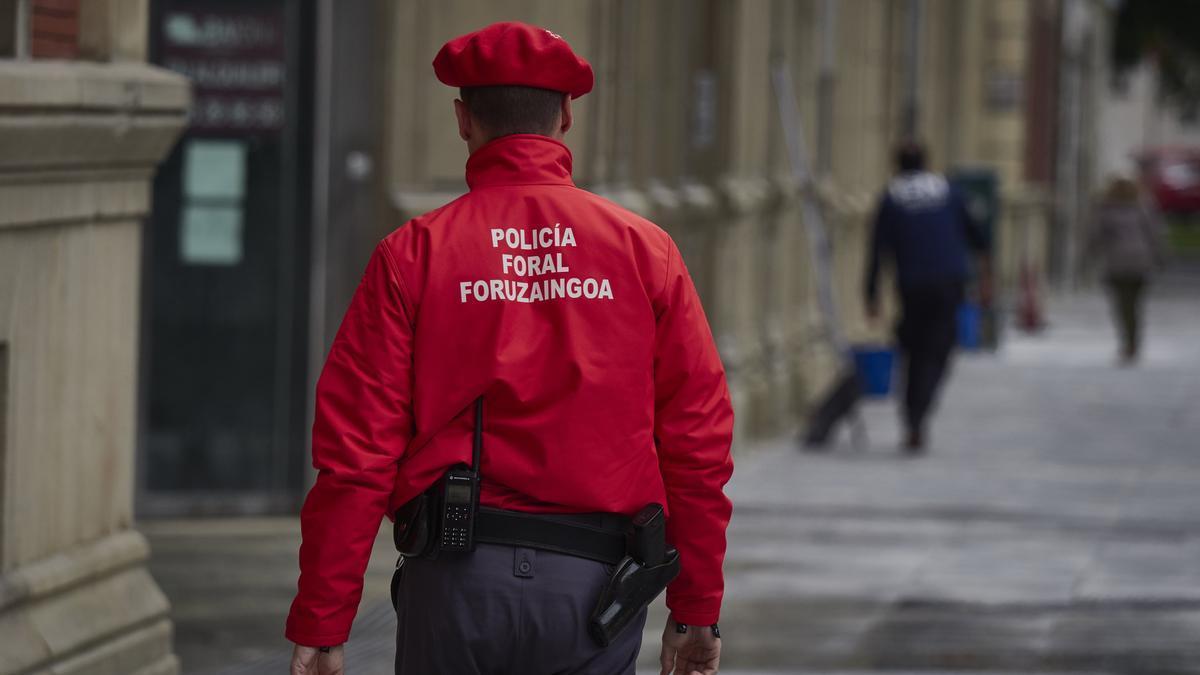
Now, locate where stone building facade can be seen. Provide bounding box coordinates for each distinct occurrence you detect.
[370,0,1070,445]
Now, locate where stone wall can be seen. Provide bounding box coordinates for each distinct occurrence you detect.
[0,46,187,675]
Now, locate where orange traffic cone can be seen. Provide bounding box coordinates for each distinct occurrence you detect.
[1016,262,1045,332]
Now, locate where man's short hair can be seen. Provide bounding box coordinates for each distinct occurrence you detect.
[460,85,564,138]
[895,141,926,172]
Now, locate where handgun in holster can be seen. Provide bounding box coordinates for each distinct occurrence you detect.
[588,503,680,648]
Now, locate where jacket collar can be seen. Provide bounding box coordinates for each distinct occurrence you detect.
[465,134,575,190]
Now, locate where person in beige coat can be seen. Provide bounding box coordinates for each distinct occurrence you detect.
[1086,176,1168,364]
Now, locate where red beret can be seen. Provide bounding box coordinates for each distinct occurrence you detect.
[433,21,594,99]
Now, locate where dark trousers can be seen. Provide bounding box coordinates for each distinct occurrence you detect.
[896,282,963,433]
[1106,275,1147,359]
[394,543,645,674]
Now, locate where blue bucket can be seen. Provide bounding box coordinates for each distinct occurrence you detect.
[852,346,895,397]
[958,302,981,350]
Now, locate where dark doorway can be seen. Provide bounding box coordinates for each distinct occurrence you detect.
[139,0,313,515]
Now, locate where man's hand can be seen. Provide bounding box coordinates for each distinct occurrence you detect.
[660,616,721,675]
[290,644,344,675]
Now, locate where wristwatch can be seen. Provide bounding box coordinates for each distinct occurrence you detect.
[674,621,721,638]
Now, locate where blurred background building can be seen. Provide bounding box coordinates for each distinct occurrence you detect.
[131,0,1113,516]
[5,0,1186,673]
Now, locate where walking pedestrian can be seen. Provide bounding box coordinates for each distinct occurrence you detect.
[286,21,733,675]
[1085,175,1168,365]
[864,142,992,453]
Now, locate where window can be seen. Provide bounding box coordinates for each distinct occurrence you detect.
[179,140,248,266]
[0,0,81,60]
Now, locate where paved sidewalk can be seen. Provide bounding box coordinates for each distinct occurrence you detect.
[715,269,1200,674]
[144,269,1200,674]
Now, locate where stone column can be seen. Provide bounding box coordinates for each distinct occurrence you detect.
[0,51,188,675]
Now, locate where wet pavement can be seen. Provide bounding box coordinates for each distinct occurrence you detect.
[144,267,1200,674]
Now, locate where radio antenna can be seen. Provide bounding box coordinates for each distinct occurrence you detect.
[472,397,483,471]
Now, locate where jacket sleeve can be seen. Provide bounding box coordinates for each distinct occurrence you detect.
[286,244,415,647]
[653,241,735,627]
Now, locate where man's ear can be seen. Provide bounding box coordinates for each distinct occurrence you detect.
[558,95,573,136]
[454,99,473,142]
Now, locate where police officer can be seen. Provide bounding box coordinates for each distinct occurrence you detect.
[287,22,733,675]
[864,141,991,453]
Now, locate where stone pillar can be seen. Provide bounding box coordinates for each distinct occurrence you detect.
[0,49,188,675]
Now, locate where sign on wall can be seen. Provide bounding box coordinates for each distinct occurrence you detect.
[159,6,286,134]
[180,139,246,265]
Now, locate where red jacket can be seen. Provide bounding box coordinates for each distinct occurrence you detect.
[286,134,734,647]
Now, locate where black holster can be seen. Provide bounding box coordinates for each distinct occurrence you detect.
[589,548,680,647]
[393,490,438,559]
[588,504,680,647]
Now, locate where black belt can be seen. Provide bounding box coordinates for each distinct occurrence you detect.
[474,508,629,565]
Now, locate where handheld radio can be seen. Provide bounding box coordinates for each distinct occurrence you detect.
[437,397,483,552]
